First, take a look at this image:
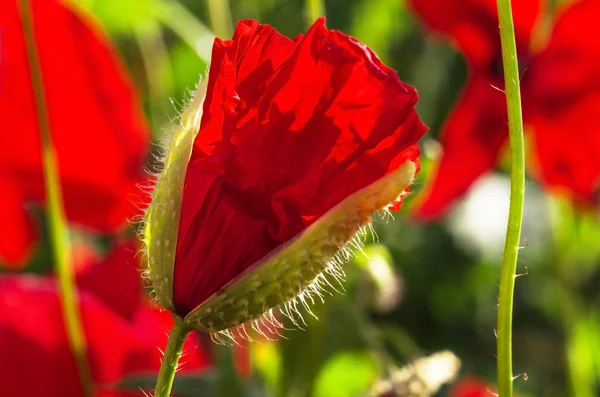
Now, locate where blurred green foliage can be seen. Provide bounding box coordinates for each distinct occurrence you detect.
[77,0,600,396]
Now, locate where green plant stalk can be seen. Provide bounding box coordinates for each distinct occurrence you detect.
[306,0,325,25]
[207,0,233,38]
[17,1,93,396]
[495,0,526,396]
[154,318,190,397]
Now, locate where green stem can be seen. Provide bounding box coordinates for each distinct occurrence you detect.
[154,318,190,397]
[495,0,526,396]
[17,1,93,396]
[207,0,233,38]
[306,0,325,26]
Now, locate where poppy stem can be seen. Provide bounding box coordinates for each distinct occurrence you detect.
[207,0,233,38]
[17,1,94,397]
[495,0,526,396]
[154,317,190,397]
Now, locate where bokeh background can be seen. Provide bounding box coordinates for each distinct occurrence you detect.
[2,0,599,396]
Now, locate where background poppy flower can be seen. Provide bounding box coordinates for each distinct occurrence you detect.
[149,17,427,330]
[409,0,600,217]
[0,239,212,397]
[0,0,149,267]
[0,275,211,397]
[449,376,493,397]
[75,240,145,321]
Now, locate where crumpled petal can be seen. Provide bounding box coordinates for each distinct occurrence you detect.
[416,76,508,218]
[408,0,542,70]
[174,18,426,316]
[0,0,149,267]
[526,0,600,201]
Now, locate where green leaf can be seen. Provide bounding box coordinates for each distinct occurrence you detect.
[313,351,379,397]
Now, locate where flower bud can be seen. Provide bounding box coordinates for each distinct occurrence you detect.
[142,18,427,341]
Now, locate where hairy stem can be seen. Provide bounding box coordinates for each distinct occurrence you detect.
[154,318,190,397]
[495,0,526,396]
[17,1,93,396]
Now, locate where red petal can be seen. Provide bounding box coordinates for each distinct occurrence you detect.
[0,276,151,396]
[0,276,210,397]
[408,0,542,69]
[76,240,143,321]
[450,377,493,397]
[416,76,508,218]
[0,0,149,264]
[527,0,600,102]
[529,92,600,202]
[525,0,600,201]
[174,18,426,315]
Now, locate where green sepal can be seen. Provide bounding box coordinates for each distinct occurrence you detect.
[143,80,207,311]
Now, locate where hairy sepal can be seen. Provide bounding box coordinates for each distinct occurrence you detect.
[183,161,417,337]
[142,80,207,311]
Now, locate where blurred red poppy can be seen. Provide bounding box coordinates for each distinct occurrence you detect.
[171,17,426,317]
[0,275,211,397]
[0,240,211,397]
[409,0,600,217]
[0,0,149,267]
[450,376,493,397]
[76,240,144,321]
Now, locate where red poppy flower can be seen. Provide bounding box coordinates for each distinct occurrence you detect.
[0,275,211,397]
[449,377,493,397]
[409,0,600,217]
[0,0,149,267]
[0,239,214,397]
[143,18,426,331]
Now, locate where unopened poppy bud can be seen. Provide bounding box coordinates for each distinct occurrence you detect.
[143,18,427,340]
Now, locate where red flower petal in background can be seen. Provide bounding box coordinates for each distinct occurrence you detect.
[416,77,508,218]
[0,275,210,397]
[173,18,426,316]
[76,241,143,321]
[0,236,215,396]
[526,0,600,202]
[407,0,542,69]
[0,0,149,267]
[410,0,600,216]
[450,377,493,397]
[408,0,542,218]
